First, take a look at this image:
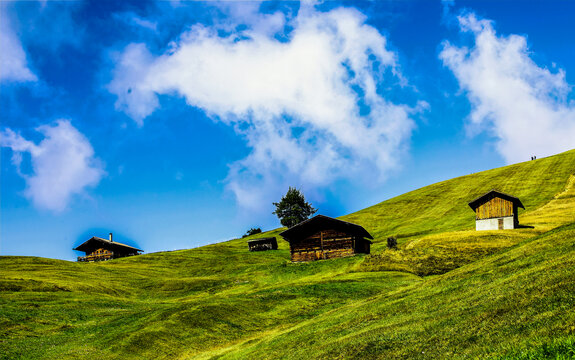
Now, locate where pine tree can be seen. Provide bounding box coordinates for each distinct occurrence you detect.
[272,187,317,228]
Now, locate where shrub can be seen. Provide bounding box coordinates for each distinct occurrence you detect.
[242,228,262,238]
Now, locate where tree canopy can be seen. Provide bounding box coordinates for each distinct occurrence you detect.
[242,227,262,238]
[272,187,317,228]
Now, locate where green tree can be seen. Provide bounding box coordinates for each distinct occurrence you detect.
[242,227,262,238]
[272,187,317,228]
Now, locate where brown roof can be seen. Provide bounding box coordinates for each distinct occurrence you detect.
[468,189,525,210]
[279,214,373,243]
[73,236,143,252]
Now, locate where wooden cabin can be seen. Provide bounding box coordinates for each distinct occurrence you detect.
[73,233,142,262]
[247,237,278,251]
[279,215,373,262]
[468,190,525,230]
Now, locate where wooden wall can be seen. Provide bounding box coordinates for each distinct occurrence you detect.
[475,196,514,220]
[248,240,277,251]
[78,248,114,262]
[290,229,356,262]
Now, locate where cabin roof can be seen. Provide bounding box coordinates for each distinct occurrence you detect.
[73,237,143,252]
[247,237,276,245]
[279,214,373,242]
[468,189,525,210]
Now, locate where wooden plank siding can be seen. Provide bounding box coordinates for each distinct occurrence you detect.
[280,215,373,262]
[290,230,355,262]
[475,196,515,220]
[77,248,114,262]
[247,237,278,251]
[74,236,142,262]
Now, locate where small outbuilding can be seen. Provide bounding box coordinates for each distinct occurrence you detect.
[468,190,525,230]
[248,237,278,251]
[74,233,142,262]
[279,215,373,262]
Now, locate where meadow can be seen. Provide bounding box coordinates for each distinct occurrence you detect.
[2,149,575,359]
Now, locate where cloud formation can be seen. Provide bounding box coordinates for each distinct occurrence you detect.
[109,4,419,209]
[440,13,575,163]
[0,120,105,212]
[0,6,37,82]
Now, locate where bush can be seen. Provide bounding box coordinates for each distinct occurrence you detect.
[242,228,262,238]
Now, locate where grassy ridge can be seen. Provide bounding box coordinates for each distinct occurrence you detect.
[0,252,418,359]
[344,150,575,245]
[220,223,575,359]
[1,149,575,359]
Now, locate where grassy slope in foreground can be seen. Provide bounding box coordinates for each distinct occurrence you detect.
[1,149,575,359]
[222,222,575,360]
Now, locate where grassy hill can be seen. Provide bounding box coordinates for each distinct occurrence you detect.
[2,150,575,359]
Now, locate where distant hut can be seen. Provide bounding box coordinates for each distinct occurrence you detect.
[279,215,373,262]
[74,233,142,262]
[468,190,525,230]
[247,237,278,252]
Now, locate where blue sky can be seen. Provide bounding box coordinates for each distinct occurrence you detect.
[2,0,575,260]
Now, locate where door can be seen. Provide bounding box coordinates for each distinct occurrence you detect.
[498,218,504,230]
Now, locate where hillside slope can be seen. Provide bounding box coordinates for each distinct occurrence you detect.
[1,150,575,359]
[344,149,575,243]
[208,223,575,359]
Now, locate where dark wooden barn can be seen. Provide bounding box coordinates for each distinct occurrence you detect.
[279,215,373,262]
[247,237,278,251]
[73,233,142,262]
[468,190,525,230]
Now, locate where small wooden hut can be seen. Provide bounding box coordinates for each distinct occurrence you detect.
[74,233,142,262]
[279,215,373,262]
[248,237,278,251]
[468,190,525,230]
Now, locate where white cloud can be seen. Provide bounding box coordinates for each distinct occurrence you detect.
[108,4,419,210]
[108,43,159,125]
[0,120,105,212]
[115,12,158,31]
[440,13,575,163]
[0,6,37,82]
[130,15,158,31]
[213,1,287,37]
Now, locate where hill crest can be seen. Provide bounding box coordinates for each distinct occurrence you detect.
[2,149,575,359]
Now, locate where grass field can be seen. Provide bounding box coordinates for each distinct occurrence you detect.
[2,149,575,359]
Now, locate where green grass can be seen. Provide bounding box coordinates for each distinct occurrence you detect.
[220,223,575,359]
[2,149,575,359]
[500,336,575,359]
[344,150,575,245]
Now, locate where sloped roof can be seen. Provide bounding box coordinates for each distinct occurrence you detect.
[279,215,373,242]
[73,237,143,252]
[468,189,525,210]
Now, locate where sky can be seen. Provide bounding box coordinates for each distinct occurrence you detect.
[2,0,575,260]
